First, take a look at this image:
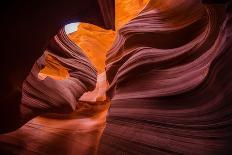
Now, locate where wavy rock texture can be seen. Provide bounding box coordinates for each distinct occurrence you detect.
[1,0,232,155]
[68,23,116,73]
[0,100,110,155]
[0,29,98,134]
[0,0,115,153]
[0,0,115,133]
[98,0,232,155]
[0,24,108,155]
[66,0,149,103]
[22,29,97,116]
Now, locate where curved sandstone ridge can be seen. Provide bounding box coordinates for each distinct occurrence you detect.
[22,30,97,115]
[0,0,115,133]
[106,0,224,98]
[99,0,232,154]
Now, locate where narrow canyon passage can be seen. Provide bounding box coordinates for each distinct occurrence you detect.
[0,0,149,154]
[1,0,232,155]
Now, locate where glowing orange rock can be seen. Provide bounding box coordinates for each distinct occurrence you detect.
[37,0,150,102]
[67,0,149,73]
[68,24,115,102]
[68,23,116,73]
[38,53,70,80]
[115,0,149,30]
[39,0,149,79]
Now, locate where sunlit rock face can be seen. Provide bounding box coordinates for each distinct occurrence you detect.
[65,0,149,103]
[0,0,115,133]
[1,0,232,155]
[115,0,149,30]
[68,23,116,73]
[0,0,116,153]
[38,54,70,80]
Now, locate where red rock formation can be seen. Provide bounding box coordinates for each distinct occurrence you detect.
[1,0,232,155]
[99,0,232,154]
[0,0,115,133]
[22,29,97,117]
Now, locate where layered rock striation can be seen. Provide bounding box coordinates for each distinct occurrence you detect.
[99,0,232,154]
[1,0,232,154]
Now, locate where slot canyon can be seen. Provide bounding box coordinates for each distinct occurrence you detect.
[0,0,232,154]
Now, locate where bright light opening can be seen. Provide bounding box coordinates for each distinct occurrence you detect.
[64,22,80,34]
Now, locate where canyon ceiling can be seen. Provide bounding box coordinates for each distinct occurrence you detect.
[0,0,232,154]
